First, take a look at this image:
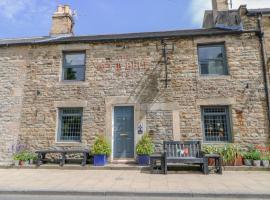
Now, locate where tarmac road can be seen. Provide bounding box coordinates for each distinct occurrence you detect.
[0,194,268,200]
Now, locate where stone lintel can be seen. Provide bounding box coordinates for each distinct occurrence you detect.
[58,44,90,51]
[196,97,236,106]
[141,102,180,111]
[54,100,88,108]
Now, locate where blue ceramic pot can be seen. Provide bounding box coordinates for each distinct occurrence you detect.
[137,155,150,166]
[93,155,107,166]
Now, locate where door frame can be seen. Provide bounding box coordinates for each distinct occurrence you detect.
[112,104,135,160]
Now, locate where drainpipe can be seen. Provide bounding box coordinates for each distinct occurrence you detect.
[257,13,270,137]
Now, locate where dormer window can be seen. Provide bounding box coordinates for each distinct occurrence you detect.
[62,52,86,81]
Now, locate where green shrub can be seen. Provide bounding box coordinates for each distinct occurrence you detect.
[202,145,220,154]
[261,156,270,161]
[250,150,261,160]
[13,151,37,161]
[136,134,155,155]
[92,135,111,155]
[219,144,237,164]
[25,152,38,161]
[13,153,23,161]
[243,152,253,160]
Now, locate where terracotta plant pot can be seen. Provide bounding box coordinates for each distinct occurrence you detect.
[208,158,216,166]
[234,156,243,166]
[19,160,24,166]
[253,160,261,167]
[223,160,234,166]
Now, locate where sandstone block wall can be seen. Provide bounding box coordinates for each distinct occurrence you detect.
[16,33,269,153]
[0,32,270,164]
[0,47,27,165]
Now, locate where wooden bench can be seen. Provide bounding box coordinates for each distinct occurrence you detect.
[36,147,90,167]
[163,141,208,174]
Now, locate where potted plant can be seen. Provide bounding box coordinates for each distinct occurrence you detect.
[202,145,220,166]
[257,146,270,168]
[234,145,243,166]
[219,144,237,166]
[26,152,37,165]
[13,151,28,166]
[13,153,21,167]
[243,152,253,166]
[261,156,270,168]
[92,135,111,166]
[251,149,261,167]
[136,134,154,166]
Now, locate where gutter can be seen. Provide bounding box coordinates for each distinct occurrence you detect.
[257,13,270,137]
[0,29,258,47]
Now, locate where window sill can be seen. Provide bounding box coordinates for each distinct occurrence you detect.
[55,142,82,147]
[203,141,232,145]
[198,75,231,80]
[56,81,89,87]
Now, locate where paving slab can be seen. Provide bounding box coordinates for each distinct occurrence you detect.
[0,169,269,198]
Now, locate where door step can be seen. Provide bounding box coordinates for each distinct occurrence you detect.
[8,164,149,171]
[111,159,136,164]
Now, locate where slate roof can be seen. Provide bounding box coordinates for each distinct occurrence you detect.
[203,10,242,29]
[247,8,270,16]
[0,28,246,47]
[203,8,270,29]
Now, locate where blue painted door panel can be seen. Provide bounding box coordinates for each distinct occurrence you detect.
[114,106,134,158]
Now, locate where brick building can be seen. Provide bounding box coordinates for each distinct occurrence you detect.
[1,0,270,165]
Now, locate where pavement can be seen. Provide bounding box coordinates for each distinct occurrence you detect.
[0,194,267,200]
[0,169,270,198]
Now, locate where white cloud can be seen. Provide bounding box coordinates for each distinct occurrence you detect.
[190,0,270,26]
[0,0,53,21]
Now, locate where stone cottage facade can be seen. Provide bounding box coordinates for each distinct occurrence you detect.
[1,0,270,165]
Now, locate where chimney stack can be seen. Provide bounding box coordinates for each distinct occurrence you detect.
[50,5,74,36]
[212,0,229,25]
[212,0,229,11]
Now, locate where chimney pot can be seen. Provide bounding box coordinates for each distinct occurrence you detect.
[50,5,74,36]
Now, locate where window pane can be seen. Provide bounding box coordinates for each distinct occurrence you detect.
[202,107,230,142]
[200,60,225,75]
[64,67,85,81]
[64,53,85,66]
[198,45,227,75]
[59,108,82,142]
[199,46,223,60]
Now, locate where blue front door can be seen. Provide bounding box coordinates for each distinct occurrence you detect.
[114,106,134,158]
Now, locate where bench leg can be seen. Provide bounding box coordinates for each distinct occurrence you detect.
[82,153,87,166]
[164,159,168,175]
[218,157,223,174]
[150,158,153,174]
[36,153,42,167]
[203,158,209,175]
[60,153,66,167]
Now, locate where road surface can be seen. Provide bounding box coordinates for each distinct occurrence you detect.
[0,194,267,200]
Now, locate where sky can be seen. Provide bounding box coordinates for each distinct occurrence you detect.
[0,0,270,39]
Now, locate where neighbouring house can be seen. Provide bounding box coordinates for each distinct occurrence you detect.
[1,0,270,166]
